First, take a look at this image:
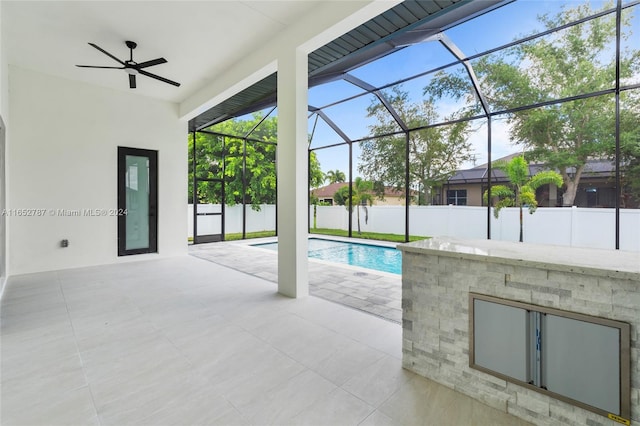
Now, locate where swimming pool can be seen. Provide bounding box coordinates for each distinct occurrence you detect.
[252,238,401,275]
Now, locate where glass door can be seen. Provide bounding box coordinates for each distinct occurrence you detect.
[118,147,158,256]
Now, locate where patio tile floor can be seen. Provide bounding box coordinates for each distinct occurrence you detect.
[1,254,531,425]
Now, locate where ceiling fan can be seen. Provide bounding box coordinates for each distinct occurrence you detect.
[76,41,180,89]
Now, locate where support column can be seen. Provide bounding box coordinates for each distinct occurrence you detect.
[276,47,308,298]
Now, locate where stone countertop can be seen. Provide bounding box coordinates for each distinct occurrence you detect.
[397,237,640,281]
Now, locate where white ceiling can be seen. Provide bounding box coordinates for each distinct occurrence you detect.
[2,1,323,104]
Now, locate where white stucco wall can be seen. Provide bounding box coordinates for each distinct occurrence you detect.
[7,66,187,275]
[0,118,6,289]
[0,1,8,291]
[0,1,7,120]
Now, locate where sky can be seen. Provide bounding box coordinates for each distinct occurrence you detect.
[228,0,638,182]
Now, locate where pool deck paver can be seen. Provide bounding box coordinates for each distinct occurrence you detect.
[189,238,402,323]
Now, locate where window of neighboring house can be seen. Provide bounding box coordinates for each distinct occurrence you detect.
[585,187,598,207]
[447,189,467,206]
[583,186,616,208]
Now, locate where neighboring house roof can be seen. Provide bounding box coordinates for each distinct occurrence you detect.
[447,154,618,184]
[382,186,412,197]
[564,159,619,178]
[311,182,414,198]
[312,182,349,198]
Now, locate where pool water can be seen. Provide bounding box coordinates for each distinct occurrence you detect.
[253,238,402,275]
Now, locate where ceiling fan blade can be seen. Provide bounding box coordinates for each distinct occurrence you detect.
[129,74,137,89]
[139,69,181,87]
[88,43,125,65]
[136,58,167,69]
[76,65,124,69]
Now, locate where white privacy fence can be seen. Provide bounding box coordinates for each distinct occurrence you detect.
[189,204,640,252]
[188,204,276,237]
[314,205,640,252]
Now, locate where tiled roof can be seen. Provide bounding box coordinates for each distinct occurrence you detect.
[312,182,348,198]
[448,155,617,184]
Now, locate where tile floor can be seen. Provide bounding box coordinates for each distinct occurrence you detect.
[1,255,530,425]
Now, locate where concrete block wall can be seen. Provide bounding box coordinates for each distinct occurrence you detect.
[401,242,639,426]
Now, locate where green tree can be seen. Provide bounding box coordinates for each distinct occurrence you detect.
[188,113,323,210]
[359,86,473,205]
[484,156,563,243]
[188,131,225,204]
[189,113,277,209]
[325,169,346,184]
[309,153,325,189]
[333,177,374,234]
[619,91,640,206]
[620,136,640,207]
[308,158,330,229]
[426,2,640,206]
[332,185,349,206]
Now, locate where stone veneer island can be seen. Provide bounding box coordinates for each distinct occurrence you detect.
[398,237,639,426]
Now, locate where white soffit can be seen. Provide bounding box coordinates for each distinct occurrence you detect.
[2,1,324,104]
[178,0,396,121]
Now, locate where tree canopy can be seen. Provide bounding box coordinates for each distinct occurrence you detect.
[309,155,326,190]
[426,2,640,206]
[619,90,640,206]
[188,113,323,209]
[325,169,346,184]
[359,86,474,205]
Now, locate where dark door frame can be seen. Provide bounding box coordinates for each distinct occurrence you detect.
[192,130,225,244]
[118,146,158,256]
[193,177,225,243]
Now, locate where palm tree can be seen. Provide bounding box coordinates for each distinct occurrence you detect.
[334,177,374,234]
[325,169,346,184]
[484,156,563,242]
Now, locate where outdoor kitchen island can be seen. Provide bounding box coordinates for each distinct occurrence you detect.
[398,237,639,426]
